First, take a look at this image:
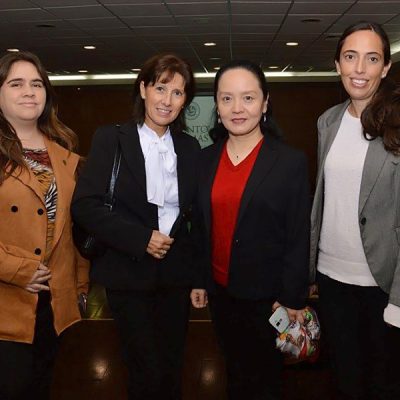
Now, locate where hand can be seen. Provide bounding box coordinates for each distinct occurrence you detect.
[272,301,305,324]
[309,284,319,299]
[25,263,51,293]
[146,230,174,259]
[190,289,208,308]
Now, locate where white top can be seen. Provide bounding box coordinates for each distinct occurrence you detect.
[317,110,377,286]
[137,123,179,236]
[317,110,400,327]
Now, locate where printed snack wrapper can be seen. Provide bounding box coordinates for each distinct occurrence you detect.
[276,306,321,362]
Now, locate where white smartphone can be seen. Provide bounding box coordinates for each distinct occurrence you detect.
[268,306,291,333]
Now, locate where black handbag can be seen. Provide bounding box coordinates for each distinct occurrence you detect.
[73,141,122,260]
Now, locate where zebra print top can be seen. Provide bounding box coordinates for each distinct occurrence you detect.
[23,148,57,263]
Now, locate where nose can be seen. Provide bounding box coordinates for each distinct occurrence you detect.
[23,84,35,97]
[355,57,366,74]
[162,91,172,106]
[232,98,243,113]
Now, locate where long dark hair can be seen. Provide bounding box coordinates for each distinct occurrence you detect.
[361,79,400,155]
[132,53,195,134]
[0,51,77,184]
[335,21,398,154]
[209,59,282,142]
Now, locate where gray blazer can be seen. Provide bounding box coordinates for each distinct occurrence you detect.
[310,100,400,307]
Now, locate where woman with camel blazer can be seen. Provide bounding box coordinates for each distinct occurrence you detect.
[0,51,88,400]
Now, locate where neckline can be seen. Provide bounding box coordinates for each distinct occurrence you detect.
[224,137,264,169]
[23,147,47,152]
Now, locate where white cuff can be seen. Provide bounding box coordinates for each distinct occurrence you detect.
[383,303,400,328]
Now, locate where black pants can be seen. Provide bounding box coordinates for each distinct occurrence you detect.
[209,285,283,400]
[106,286,191,400]
[318,272,397,400]
[0,292,59,400]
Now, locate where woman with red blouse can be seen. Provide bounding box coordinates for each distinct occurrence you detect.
[190,60,310,400]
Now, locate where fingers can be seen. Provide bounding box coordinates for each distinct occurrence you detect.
[25,264,51,293]
[25,283,50,293]
[190,289,208,308]
[147,230,175,259]
[296,311,305,324]
[285,307,306,324]
[271,301,281,312]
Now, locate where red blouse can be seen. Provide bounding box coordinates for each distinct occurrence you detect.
[211,138,263,286]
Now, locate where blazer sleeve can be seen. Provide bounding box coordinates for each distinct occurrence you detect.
[0,242,40,288]
[71,126,152,259]
[278,152,311,309]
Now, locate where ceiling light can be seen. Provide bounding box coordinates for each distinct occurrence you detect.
[7,48,19,52]
[83,45,96,50]
[209,57,221,60]
[213,67,220,70]
[78,70,88,73]
[204,42,216,47]
[268,66,279,69]
[286,42,298,46]
[131,68,141,72]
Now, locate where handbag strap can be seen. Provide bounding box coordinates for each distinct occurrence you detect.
[104,139,122,211]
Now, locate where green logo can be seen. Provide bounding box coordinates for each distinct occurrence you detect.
[185,102,200,120]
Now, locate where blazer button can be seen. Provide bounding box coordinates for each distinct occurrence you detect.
[360,217,366,225]
[234,239,240,245]
[11,205,18,212]
[37,208,44,215]
[34,248,42,255]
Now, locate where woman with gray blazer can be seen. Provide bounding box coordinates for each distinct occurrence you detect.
[310,21,400,400]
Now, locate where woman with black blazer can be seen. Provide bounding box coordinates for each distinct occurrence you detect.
[72,54,200,400]
[190,60,310,400]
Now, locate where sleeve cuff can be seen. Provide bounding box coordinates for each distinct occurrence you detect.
[383,303,400,328]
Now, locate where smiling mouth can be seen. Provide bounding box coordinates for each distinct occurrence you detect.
[156,108,172,115]
[231,118,247,123]
[350,78,368,86]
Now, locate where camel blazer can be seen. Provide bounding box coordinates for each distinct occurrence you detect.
[0,138,89,344]
[194,134,310,309]
[71,122,201,290]
[310,100,400,307]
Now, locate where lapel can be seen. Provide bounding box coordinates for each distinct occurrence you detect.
[172,131,189,209]
[318,101,350,173]
[235,135,278,228]
[10,158,46,206]
[358,137,388,214]
[45,137,78,249]
[11,147,47,207]
[202,139,226,235]
[118,121,146,193]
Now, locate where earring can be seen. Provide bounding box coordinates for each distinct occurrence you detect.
[263,113,266,123]
[218,117,221,124]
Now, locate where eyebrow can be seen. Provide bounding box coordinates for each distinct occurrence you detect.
[343,50,381,56]
[219,90,258,95]
[6,78,44,84]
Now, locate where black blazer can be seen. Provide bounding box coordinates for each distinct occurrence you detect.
[71,121,200,290]
[194,134,310,309]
